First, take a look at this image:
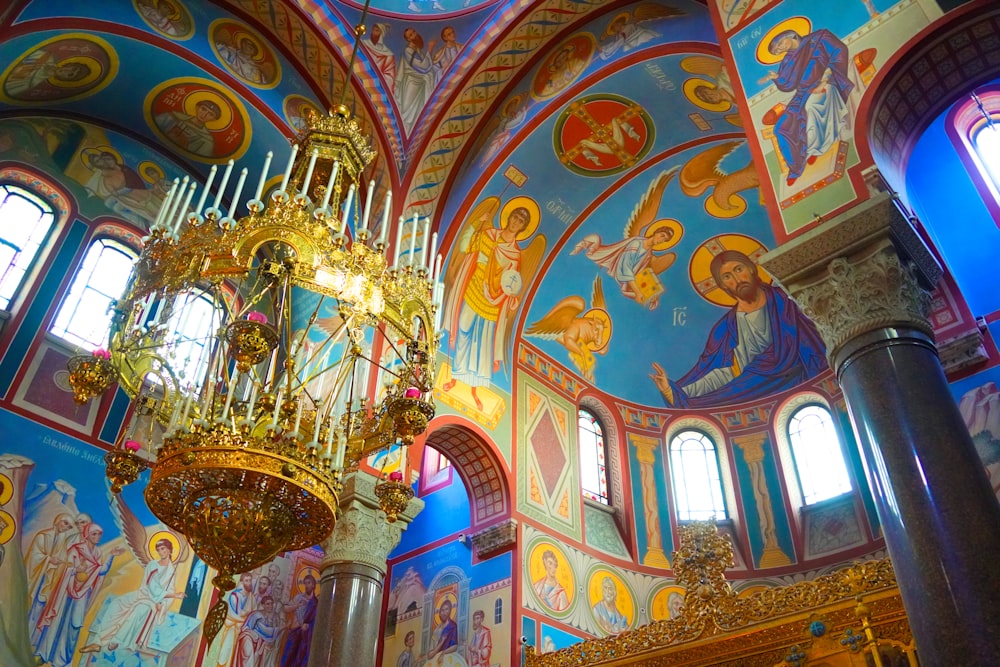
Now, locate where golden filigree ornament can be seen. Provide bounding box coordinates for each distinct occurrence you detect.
[68,86,441,644]
[375,472,415,522]
[104,446,147,495]
[67,349,117,404]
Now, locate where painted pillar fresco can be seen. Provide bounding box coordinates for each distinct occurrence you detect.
[713,0,943,236]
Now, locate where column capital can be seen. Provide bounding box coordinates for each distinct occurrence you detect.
[761,194,940,367]
[629,433,660,464]
[732,432,768,464]
[321,471,424,574]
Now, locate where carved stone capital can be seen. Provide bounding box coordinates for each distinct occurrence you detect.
[792,242,933,362]
[470,518,518,559]
[320,471,424,574]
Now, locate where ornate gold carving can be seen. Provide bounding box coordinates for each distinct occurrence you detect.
[375,477,415,522]
[791,244,933,361]
[104,449,147,495]
[67,353,117,404]
[525,521,899,666]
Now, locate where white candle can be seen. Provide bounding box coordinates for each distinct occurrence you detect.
[279,144,299,193]
[378,190,392,247]
[360,179,375,234]
[172,182,197,236]
[417,220,430,270]
[195,165,218,216]
[407,214,418,266]
[321,160,340,212]
[153,178,180,230]
[229,168,248,219]
[167,395,182,433]
[221,370,239,421]
[333,432,346,469]
[212,159,235,212]
[392,215,404,267]
[244,382,259,423]
[271,389,283,427]
[339,183,356,234]
[427,231,438,274]
[433,252,443,283]
[180,391,193,430]
[302,148,319,198]
[253,151,274,202]
[292,395,304,434]
[164,176,188,232]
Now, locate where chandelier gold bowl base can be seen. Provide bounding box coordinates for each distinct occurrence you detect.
[70,100,441,645]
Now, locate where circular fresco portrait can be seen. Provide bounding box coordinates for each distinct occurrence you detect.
[133,0,195,40]
[146,78,251,162]
[210,19,281,88]
[531,33,595,101]
[587,569,634,635]
[553,93,654,176]
[284,94,324,133]
[527,541,574,615]
[0,34,118,105]
[648,584,686,622]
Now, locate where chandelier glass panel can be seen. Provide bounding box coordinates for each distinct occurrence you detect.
[69,104,440,644]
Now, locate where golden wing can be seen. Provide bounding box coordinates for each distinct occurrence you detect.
[525,295,587,339]
[443,196,500,290]
[680,54,725,78]
[679,140,744,197]
[623,166,679,239]
[633,3,685,22]
[110,491,151,566]
[590,275,606,311]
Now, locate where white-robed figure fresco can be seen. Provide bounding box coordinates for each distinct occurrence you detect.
[80,492,188,656]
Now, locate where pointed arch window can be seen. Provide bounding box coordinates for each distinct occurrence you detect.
[50,237,136,350]
[669,429,727,521]
[578,408,608,504]
[0,184,56,310]
[787,404,852,505]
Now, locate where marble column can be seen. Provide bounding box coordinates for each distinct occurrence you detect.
[308,471,424,667]
[761,192,1000,665]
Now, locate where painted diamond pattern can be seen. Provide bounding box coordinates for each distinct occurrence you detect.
[531,407,566,498]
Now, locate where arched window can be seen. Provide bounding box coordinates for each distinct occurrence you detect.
[493,598,503,624]
[669,429,727,521]
[578,408,608,504]
[973,120,1000,190]
[50,237,136,350]
[163,288,221,387]
[0,184,56,310]
[787,404,852,505]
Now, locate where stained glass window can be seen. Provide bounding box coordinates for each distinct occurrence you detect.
[579,409,608,504]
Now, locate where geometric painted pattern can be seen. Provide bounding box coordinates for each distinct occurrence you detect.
[532,407,567,497]
[427,424,511,528]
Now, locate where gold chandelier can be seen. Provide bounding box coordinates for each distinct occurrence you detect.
[68,102,440,644]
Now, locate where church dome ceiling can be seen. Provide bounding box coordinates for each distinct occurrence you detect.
[0,0,831,411]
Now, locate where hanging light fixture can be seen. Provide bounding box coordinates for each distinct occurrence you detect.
[67,4,441,646]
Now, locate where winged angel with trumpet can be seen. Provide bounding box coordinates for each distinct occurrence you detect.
[572,167,682,310]
[526,276,611,383]
[442,196,545,408]
[81,491,187,655]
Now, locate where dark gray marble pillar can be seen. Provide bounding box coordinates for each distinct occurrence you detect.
[308,472,423,667]
[762,193,1000,666]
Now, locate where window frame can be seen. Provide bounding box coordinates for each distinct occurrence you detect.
[0,181,59,313]
[578,407,609,505]
[786,402,854,507]
[49,235,138,351]
[944,85,1000,228]
[667,427,729,522]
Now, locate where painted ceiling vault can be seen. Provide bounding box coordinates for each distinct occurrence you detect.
[0,0,836,410]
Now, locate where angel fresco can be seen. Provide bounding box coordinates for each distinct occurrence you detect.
[571,167,681,309]
[525,276,611,383]
[598,3,684,60]
[442,196,545,409]
[79,493,187,656]
[679,140,760,218]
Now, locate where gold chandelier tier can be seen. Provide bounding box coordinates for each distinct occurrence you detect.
[71,100,442,645]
